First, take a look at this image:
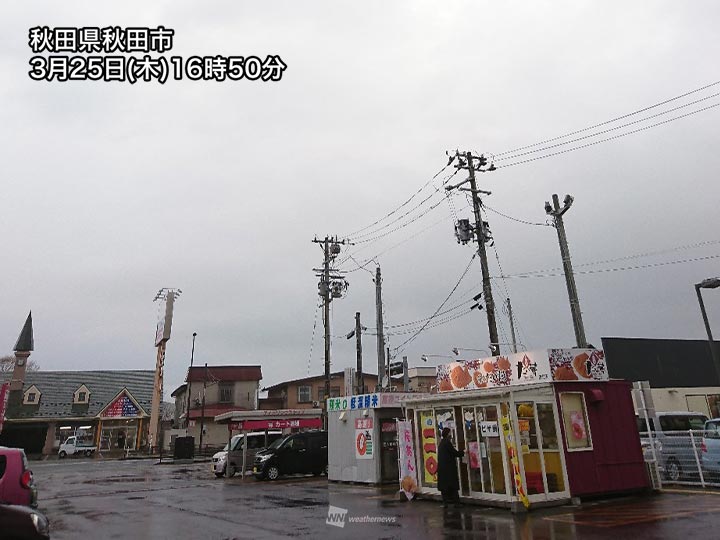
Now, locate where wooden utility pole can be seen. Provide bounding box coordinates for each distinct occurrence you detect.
[375,266,386,390]
[355,312,364,394]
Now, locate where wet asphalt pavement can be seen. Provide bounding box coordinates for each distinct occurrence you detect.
[29,459,720,539]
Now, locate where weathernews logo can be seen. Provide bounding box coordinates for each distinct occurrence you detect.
[326,505,397,528]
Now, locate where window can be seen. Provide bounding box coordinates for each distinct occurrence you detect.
[559,392,592,451]
[219,383,234,404]
[27,392,36,402]
[78,392,86,402]
[636,415,655,433]
[0,455,6,479]
[659,414,707,433]
[706,421,720,439]
[298,386,312,403]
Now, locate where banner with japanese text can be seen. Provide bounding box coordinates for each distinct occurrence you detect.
[397,420,418,501]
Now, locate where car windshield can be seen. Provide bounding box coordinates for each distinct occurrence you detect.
[268,436,288,450]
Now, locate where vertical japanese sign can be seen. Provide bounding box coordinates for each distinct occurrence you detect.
[501,415,529,508]
[0,382,9,434]
[397,420,418,501]
[355,417,373,459]
[419,411,438,485]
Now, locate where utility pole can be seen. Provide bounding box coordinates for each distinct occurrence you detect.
[506,299,518,354]
[198,363,207,455]
[374,266,386,391]
[386,346,391,392]
[185,332,197,431]
[312,236,348,425]
[545,194,588,348]
[355,312,364,394]
[447,151,499,350]
[402,355,409,392]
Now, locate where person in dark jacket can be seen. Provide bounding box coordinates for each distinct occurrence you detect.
[437,427,464,507]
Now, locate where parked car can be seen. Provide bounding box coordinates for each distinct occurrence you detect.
[58,436,96,458]
[253,431,328,481]
[0,447,38,507]
[212,431,283,477]
[0,504,50,540]
[637,411,708,482]
[701,418,720,481]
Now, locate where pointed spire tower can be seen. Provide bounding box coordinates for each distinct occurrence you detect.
[10,312,33,392]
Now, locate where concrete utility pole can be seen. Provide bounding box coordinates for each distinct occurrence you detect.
[402,356,409,392]
[355,312,364,394]
[198,363,207,455]
[695,278,720,384]
[312,236,348,424]
[447,151,499,350]
[506,298,518,354]
[545,194,588,348]
[185,332,197,431]
[374,266,386,390]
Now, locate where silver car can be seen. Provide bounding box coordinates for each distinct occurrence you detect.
[212,432,283,477]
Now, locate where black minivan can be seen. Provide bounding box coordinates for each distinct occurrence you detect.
[253,430,328,480]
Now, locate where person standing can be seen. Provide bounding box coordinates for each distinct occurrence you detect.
[437,427,464,508]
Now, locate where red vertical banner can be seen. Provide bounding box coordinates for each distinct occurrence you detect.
[0,382,10,434]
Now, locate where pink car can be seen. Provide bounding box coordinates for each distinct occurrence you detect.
[0,447,38,507]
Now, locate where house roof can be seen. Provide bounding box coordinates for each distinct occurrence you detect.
[0,370,154,420]
[263,370,378,392]
[186,365,262,383]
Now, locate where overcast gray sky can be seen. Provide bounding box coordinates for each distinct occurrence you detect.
[2,1,719,397]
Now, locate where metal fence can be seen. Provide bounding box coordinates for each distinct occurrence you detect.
[640,429,720,488]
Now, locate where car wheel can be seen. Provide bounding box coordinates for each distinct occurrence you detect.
[59,450,67,458]
[267,465,280,481]
[215,464,225,478]
[324,464,329,476]
[85,450,92,457]
[665,458,681,482]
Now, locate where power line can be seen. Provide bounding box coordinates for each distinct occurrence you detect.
[341,212,452,273]
[392,253,478,355]
[497,101,720,168]
[492,253,720,279]
[513,239,720,277]
[495,79,720,157]
[342,161,452,239]
[482,202,553,227]
[496,91,720,163]
[306,301,321,376]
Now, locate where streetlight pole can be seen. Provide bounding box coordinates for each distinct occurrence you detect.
[695,278,720,384]
[185,332,197,432]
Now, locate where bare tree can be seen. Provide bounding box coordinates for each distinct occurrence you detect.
[0,354,39,372]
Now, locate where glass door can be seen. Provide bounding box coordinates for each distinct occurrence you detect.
[464,404,507,496]
[516,401,545,496]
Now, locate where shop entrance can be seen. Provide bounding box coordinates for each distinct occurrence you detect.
[379,420,399,482]
[514,401,566,499]
[462,403,510,497]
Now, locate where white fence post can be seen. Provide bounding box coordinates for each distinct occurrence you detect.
[689,430,705,488]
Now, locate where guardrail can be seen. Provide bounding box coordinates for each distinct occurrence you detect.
[640,429,720,488]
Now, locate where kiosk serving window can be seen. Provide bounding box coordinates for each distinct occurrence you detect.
[559,392,592,451]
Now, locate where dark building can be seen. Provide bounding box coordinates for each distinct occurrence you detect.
[602,336,720,417]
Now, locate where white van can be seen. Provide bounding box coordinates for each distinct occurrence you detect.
[212,431,283,477]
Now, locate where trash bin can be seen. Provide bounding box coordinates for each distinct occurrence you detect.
[174,436,195,460]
